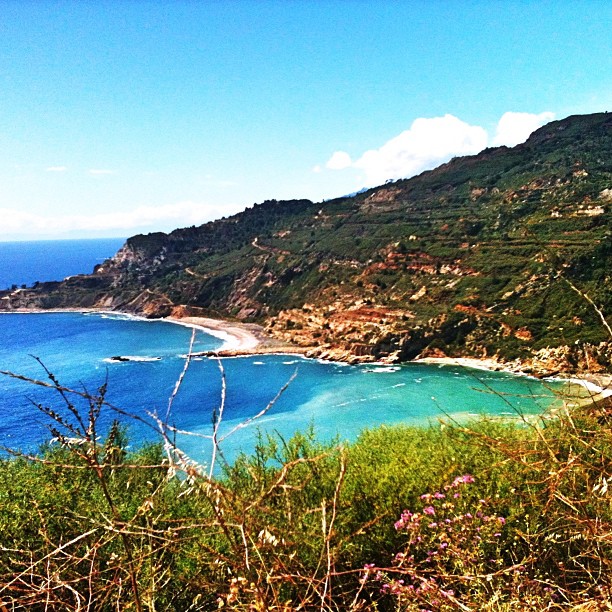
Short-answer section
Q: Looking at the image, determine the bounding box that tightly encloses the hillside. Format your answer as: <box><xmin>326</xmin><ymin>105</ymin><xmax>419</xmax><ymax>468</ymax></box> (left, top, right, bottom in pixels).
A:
<box><xmin>2</xmin><ymin>112</ymin><xmax>611</xmax><ymax>372</ymax></box>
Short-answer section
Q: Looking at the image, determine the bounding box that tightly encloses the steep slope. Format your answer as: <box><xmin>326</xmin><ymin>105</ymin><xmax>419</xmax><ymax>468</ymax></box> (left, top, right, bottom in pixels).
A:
<box><xmin>2</xmin><ymin>112</ymin><xmax>611</xmax><ymax>370</ymax></box>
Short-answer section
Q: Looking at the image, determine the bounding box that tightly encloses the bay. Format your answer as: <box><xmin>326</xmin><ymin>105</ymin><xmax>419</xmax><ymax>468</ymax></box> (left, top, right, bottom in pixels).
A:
<box><xmin>0</xmin><ymin>312</ymin><xmax>566</xmax><ymax>469</ymax></box>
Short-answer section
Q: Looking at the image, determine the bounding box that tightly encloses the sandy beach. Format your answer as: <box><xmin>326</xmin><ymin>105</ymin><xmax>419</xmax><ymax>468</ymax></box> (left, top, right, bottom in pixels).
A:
<box><xmin>415</xmin><ymin>356</ymin><xmax>510</xmax><ymax>373</ymax></box>
<box><xmin>167</xmin><ymin>315</ymin><xmax>262</xmax><ymax>350</ymax></box>
<box><xmin>165</xmin><ymin>315</ymin><xmax>307</xmax><ymax>356</ymax></box>
<box><xmin>1</xmin><ymin>307</ymin><xmax>304</xmax><ymax>356</ymax></box>
<box><xmin>415</xmin><ymin>356</ymin><xmax>612</xmax><ymax>405</ymax></box>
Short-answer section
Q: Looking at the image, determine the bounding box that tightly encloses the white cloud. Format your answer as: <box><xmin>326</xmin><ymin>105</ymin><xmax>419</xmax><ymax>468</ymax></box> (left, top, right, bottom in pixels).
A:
<box><xmin>493</xmin><ymin>111</ymin><xmax>556</xmax><ymax>147</ymax></box>
<box><xmin>322</xmin><ymin>111</ymin><xmax>554</xmax><ymax>187</ymax></box>
<box><xmin>325</xmin><ymin>150</ymin><xmax>352</xmax><ymax>170</ymax></box>
<box><xmin>45</xmin><ymin>166</ymin><xmax>68</xmax><ymax>172</ymax></box>
<box><xmin>353</xmin><ymin>115</ymin><xmax>488</xmax><ymax>185</ymax></box>
<box><xmin>0</xmin><ymin>200</ymin><xmax>245</xmax><ymax>239</ymax></box>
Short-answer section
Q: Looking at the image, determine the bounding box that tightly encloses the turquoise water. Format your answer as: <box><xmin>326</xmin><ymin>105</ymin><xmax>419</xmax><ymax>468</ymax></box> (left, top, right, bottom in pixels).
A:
<box><xmin>0</xmin><ymin>238</ymin><xmax>125</xmax><ymax>289</ymax></box>
<box><xmin>0</xmin><ymin>313</ymin><xmax>564</xmax><ymax>468</ymax></box>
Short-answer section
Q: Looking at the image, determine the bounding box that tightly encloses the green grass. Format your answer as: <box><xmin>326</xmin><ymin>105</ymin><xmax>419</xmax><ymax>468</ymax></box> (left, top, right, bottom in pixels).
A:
<box><xmin>2</xmin><ymin>389</ymin><xmax>612</xmax><ymax>610</ymax></box>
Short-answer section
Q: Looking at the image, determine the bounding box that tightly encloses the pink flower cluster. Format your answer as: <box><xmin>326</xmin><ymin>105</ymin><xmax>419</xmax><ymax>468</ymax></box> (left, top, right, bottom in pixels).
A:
<box><xmin>369</xmin><ymin>474</ymin><xmax>510</xmax><ymax>610</ymax></box>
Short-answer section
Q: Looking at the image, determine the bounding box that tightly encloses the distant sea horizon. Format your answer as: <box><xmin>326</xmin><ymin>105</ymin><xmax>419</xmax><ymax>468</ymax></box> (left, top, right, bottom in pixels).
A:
<box><xmin>0</xmin><ymin>237</ymin><xmax>126</xmax><ymax>290</ymax></box>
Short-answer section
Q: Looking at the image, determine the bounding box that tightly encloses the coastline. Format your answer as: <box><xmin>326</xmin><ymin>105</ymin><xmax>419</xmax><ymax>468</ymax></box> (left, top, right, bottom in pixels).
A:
<box><xmin>173</xmin><ymin>323</ymin><xmax>612</xmax><ymax>404</ymax></box>
<box><xmin>164</xmin><ymin>315</ymin><xmax>306</xmax><ymax>356</ymax></box>
<box><xmin>414</xmin><ymin>356</ymin><xmax>512</xmax><ymax>373</ymax></box>
<box><xmin>3</xmin><ymin>308</ymin><xmax>611</xmax><ymax>402</ymax></box>
<box><xmin>166</xmin><ymin>315</ymin><xmax>262</xmax><ymax>351</ymax></box>
<box><xmin>0</xmin><ymin>307</ymin><xmax>301</xmax><ymax>356</ymax></box>
<box><xmin>415</xmin><ymin>356</ymin><xmax>612</xmax><ymax>406</ymax></box>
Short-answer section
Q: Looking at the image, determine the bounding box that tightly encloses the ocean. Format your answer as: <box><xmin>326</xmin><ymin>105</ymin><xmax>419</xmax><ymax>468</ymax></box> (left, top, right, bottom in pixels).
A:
<box><xmin>0</xmin><ymin>240</ymin><xmax>568</xmax><ymax>468</ymax></box>
<box><xmin>0</xmin><ymin>238</ymin><xmax>126</xmax><ymax>289</ymax></box>
<box><xmin>0</xmin><ymin>312</ymin><xmax>566</xmax><ymax>468</ymax></box>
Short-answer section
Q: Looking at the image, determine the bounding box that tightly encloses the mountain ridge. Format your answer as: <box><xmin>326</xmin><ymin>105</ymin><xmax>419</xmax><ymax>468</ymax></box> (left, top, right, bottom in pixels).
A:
<box><xmin>2</xmin><ymin>112</ymin><xmax>611</xmax><ymax>373</ymax></box>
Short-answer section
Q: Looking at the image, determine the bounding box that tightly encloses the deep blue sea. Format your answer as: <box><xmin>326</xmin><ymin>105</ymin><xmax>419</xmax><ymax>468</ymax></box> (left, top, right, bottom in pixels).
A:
<box><xmin>0</xmin><ymin>238</ymin><xmax>126</xmax><ymax>289</ymax></box>
<box><xmin>0</xmin><ymin>240</ymin><xmax>567</xmax><ymax>469</ymax></box>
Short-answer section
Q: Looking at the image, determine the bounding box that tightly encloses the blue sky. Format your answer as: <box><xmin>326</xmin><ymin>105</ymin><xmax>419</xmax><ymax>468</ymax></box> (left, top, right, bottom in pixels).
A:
<box><xmin>1</xmin><ymin>0</ymin><xmax>610</xmax><ymax>240</ymax></box>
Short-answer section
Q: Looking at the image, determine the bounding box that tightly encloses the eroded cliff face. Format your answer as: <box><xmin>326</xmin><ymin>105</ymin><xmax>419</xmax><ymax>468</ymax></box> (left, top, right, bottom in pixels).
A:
<box><xmin>266</xmin><ymin>299</ymin><xmax>612</xmax><ymax>375</ymax></box>
<box><xmin>102</xmin><ymin>238</ymin><xmax>169</xmax><ymax>276</ymax></box>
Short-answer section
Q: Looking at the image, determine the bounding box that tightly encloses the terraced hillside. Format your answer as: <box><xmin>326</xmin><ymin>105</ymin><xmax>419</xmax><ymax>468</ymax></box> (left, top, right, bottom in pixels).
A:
<box><xmin>2</xmin><ymin>112</ymin><xmax>611</xmax><ymax>370</ymax></box>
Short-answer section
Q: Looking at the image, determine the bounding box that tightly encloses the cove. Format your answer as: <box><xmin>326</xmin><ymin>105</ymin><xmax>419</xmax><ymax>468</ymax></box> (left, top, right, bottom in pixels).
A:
<box><xmin>0</xmin><ymin>312</ymin><xmax>568</xmax><ymax>467</ymax></box>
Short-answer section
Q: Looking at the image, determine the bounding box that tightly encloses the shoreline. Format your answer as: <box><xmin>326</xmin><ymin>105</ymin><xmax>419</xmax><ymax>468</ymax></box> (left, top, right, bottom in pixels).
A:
<box><xmin>3</xmin><ymin>308</ymin><xmax>611</xmax><ymax>401</ymax></box>
<box><xmin>415</xmin><ymin>356</ymin><xmax>612</xmax><ymax>406</ymax></box>
<box><xmin>164</xmin><ymin>315</ymin><xmax>307</xmax><ymax>356</ymax></box>
<box><xmin>166</xmin><ymin>315</ymin><xmax>262</xmax><ymax>351</ymax></box>
<box><xmin>0</xmin><ymin>307</ymin><xmax>307</xmax><ymax>356</ymax></box>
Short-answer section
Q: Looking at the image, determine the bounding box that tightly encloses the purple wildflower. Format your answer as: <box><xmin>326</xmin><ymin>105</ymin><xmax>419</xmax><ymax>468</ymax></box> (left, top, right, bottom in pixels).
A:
<box><xmin>452</xmin><ymin>474</ymin><xmax>475</xmax><ymax>487</ymax></box>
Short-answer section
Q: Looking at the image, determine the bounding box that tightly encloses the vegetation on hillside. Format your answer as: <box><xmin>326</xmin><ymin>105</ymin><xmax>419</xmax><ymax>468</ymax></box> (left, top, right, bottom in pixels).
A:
<box><xmin>1</xmin><ymin>113</ymin><xmax>610</xmax><ymax>367</ymax></box>
<box><xmin>1</xmin><ymin>360</ymin><xmax>612</xmax><ymax>610</ymax></box>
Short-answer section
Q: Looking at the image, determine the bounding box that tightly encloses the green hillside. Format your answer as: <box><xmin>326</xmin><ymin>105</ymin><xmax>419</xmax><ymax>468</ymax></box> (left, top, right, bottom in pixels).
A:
<box><xmin>2</xmin><ymin>112</ymin><xmax>611</xmax><ymax>369</ymax></box>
